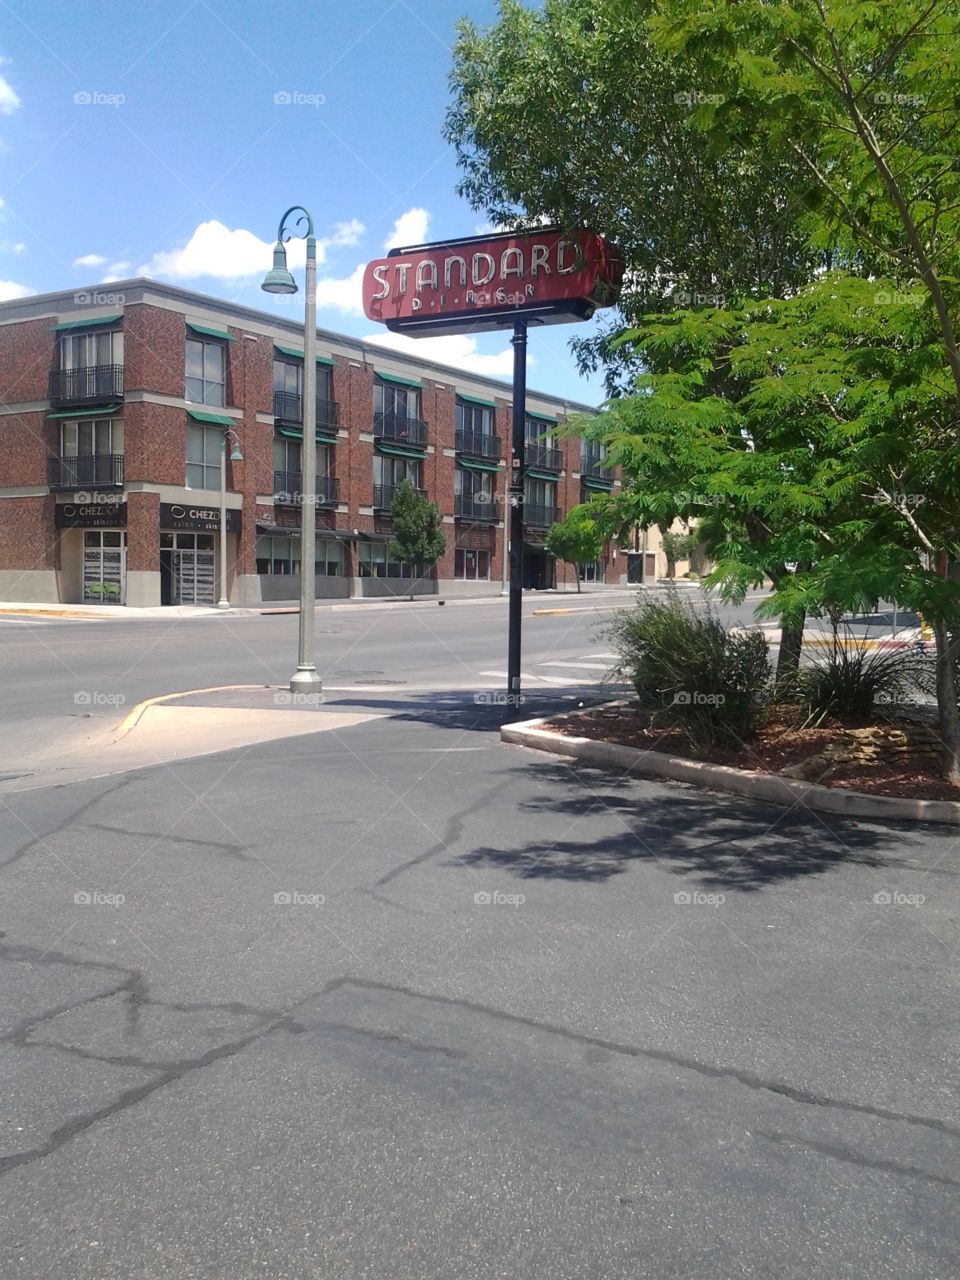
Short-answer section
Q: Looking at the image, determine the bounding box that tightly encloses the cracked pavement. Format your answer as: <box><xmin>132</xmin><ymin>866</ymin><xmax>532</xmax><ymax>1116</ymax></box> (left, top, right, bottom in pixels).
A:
<box><xmin>0</xmin><ymin>603</ymin><xmax>957</xmax><ymax>1277</ymax></box>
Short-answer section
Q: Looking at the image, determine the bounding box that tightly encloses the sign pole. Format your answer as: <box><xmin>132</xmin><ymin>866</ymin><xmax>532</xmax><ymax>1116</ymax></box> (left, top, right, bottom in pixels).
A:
<box><xmin>508</xmin><ymin>318</ymin><xmax>527</xmax><ymax>696</ymax></box>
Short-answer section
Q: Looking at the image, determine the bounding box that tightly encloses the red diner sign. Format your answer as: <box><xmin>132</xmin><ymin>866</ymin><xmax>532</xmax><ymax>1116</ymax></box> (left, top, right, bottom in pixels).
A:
<box><xmin>362</xmin><ymin>227</ymin><xmax>622</xmax><ymax>337</ymax></box>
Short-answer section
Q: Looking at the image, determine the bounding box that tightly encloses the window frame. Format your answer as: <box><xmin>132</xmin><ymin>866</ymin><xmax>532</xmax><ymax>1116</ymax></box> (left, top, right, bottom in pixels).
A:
<box><xmin>185</xmin><ymin>336</ymin><xmax>227</xmax><ymax>407</ymax></box>
<box><xmin>185</xmin><ymin>422</ymin><xmax>223</xmax><ymax>491</ymax></box>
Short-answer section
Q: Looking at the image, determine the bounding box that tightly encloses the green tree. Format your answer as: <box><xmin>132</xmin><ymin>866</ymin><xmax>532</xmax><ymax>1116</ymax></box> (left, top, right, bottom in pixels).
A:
<box><xmin>388</xmin><ymin>480</ymin><xmax>446</xmax><ymax>601</ymax></box>
<box><xmin>545</xmin><ymin>506</ymin><xmax>603</xmax><ymax>592</ymax></box>
<box><xmin>444</xmin><ymin>0</ymin><xmax>826</xmax><ymax>390</ymax></box>
<box><xmin>661</xmin><ymin>529</ymin><xmax>698</xmax><ymax>580</ymax></box>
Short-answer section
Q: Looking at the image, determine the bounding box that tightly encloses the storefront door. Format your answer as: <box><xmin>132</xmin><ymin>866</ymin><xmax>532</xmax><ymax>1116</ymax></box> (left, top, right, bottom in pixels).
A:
<box><xmin>161</xmin><ymin>532</ymin><xmax>216</xmax><ymax>605</ymax></box>
<box><xmin>83</xmin><ymin>530</ymin><xmax>125</xmax><ymax>604</ymax></box>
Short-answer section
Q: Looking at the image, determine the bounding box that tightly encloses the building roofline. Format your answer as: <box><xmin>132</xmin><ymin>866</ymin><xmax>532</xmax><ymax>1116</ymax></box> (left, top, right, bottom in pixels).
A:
<box><xmin>0</xmin><ymin>277</ymin><xmax>598</xmax><ymax>415</ymax></box>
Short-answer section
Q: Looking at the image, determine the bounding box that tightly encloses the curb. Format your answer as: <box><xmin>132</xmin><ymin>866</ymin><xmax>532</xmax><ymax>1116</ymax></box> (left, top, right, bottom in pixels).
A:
<box><xmin>501</xmin><ymin>711</ymin><xmax>960</xmax><ymax>826</ymax></box>
<box><xmin>114</xmin><ymin>684</ymin><xmax>270</xmax><ymax>737</ymax></box>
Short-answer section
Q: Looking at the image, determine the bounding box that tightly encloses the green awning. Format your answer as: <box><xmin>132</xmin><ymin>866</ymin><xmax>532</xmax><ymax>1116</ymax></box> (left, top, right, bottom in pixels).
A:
<box><xmin>186</xmin><ymin>322</ymin><xmax>234</xmax><ymax>341</ymax></box>
<box><xmin>51</xmin><ymin>314</ymin><xmax>121</xmax><ymax>332</ymax></box>
<box><xmin>525</xmin><ymin>468</ymin><xmax>560</xmax><ymax>483</ymax></box>
<box><xmin>187</xmin><ymin>409</ymin><xmax>235</xmax><ymax>426</ymax></box>
<box><xmin>458</xmin><ymin>392</ymin><xmax>497</xmax><ymax>409</ymax></box>
<box><xmin>526</xmin><ymin>410</ymin><xmax>558</xmax><ymax>424</ymax></box>
<box><xmin>582</xmin><ymin>475</ymin><xmax>613</xmax><ymax>490</ymax></box>
<box><xmin>274</xmin><ymin>344</ymin><xmax>335</xmax><ymax>366</ymax></box>
<box><xmin>277</xmin><ymin>425</ymin><xmax>337</xmax><ymax>444</ymax></box>
<box><xmin>46</xmin><ymin>404</ymin><xmax>122</xmax><ymax>419</ymax></box>
<box><xmin>376</xmin><ymin>371</ymin><xmax>422</xmax><ymax>389</ymax></box>
<box><xmin>375</xmin><ymin>442</ymin><xmax>426</xmax><ymax>459</ymax></box>
<box><xmin>457</xmin><ymin>458</ymin><xmax>501</xmax><ymax>475</ymax></box>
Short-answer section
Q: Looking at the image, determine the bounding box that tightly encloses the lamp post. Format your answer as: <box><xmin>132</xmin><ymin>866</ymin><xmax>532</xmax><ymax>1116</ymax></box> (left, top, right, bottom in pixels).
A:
<box><xmin>262</xmin><ymin>206</ymin><xmax>322</xmax><ymax>694</ymax></box>
<box><xmin>217</xmin><ymin>428</ymin><xmax>243</xmax><ymax>610</ymax></box>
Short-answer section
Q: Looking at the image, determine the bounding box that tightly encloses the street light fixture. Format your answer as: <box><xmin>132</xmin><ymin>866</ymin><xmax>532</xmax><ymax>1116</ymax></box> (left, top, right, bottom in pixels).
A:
<box><xmin>261</xmin><ymin>205</ymin><xmax>322</xmax><ymax>694</ymax></box>
<box><xmin>217</xmin><ymin>428</ymin><xmax>243</xmax><ymax>610</ymax></box>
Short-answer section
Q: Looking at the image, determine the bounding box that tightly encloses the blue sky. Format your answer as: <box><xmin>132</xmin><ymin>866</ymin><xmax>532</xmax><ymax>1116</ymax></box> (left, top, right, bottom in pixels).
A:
<box><xmin>0</xmin><ymin>0</ymin><xmax>606</xmax><ymax>406</ymax></box>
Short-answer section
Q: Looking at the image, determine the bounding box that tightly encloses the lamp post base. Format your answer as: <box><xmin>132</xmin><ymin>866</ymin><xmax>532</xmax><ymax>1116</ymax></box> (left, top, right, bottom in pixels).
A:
<box><xmin>216</xmin><ymin>599</ymin><xmax>230</xmax><ymax>610</ymax></box>
<box><xmin>290</xmin><ymin>667</ymin><xmax>323</xmax><ymax>695</ymax></box>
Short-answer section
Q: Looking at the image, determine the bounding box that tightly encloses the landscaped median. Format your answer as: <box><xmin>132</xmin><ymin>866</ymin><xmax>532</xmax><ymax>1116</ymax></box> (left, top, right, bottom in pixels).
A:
<box><xmin>501</xmin><ymin>702</ymin><xmax>960</xmax><ymax>826</ymax></box>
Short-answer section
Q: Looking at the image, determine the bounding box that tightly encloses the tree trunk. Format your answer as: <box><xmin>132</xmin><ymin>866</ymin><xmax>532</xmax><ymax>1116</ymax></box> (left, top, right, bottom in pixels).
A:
<box><xmin>575</xmin><ymin>568</ymin><xmax>581</xmax><ymax>593</ymax></box>
<box><xmin>775</xmin><ymin>611</ymin><xmax>805</xmax><ymax>691</ymax></box>
<box><xmin>932</xmin><ymin>619</ymin><xmax>960</xmax><ymax>784</ymax></box>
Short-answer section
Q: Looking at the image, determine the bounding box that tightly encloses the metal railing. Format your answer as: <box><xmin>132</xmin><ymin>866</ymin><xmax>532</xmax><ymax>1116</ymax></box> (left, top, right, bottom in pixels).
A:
<box><xmin>455</xmin><ymin>428</ymin><xmax>501</xmax><ymax>461</ymax></box>
<box><xmin>49</xmin><ymin>453</ymin><xmax>124</xmax><ymax>489</ymax></box>
<box><xmin>48</xmin><ymin>364</ymin><xmax>123</xmax><ymax>407</ymax></box>
<box><xmin>373</xmin><ymin>482</ymin><xmax>426</xmax><ymax>509</ymax></box>
<box><xmin>273</xmin><ymin>471</ymin><xmax>339</xmax><ymax>504</ymax></box>
<box><xmin>580</xmin><ymin>455</ymin><xmax>612</xmax><ymax>481</ymax></box>
<box><xmin>524</xmin><ymin>441</ymin><xmax>563</xmax><ymax>471</ymax></box>
<box><xmin>455</xmin><ymin>493</ymin><xmax>499</xmax><ymax>521</ymax></box>
<box><xmin>373</xmin><ymin>411</ymin><xmax>428</xmax><ymax>447</ymax></box>
<box><xmin>522</xmin><ymin>502</ymin><xmax>562</xmax><ymax>528</ymax></box>
<box><xmin>272</xmin><ymin>390</ymin><xmax>340</xmax><ymax>433</ymax></box>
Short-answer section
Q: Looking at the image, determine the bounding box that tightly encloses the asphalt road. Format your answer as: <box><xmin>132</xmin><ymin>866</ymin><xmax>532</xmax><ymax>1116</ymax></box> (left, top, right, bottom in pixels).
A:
<box><xmin>0</xmin><ymin>588</ymin><xmax>955</xmax><ymax>1278</ymax></box>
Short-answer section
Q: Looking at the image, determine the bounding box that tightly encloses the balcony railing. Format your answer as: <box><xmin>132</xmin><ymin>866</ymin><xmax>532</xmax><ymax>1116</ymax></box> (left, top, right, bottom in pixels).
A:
<box><xmin>49</xmin><ymin>453</ymin><xmax>124</xmax><ymax>490</ymax></box>
<box><xmin>273</xmin><ymin>390</ymin><xmax>340</xmax><ymax>433</ymax></box>
<box><xmin>273</xmin><ymin>471</ymin><xmax>339</xmax><ymax>505</ymax></box>
<box><xmin>523</xmin><ymin>502</ymin><xmax>562</xmax><ymax>529</ymax></box>
<box><xmin>373</xmin><ymin>482</ymin><xmax>426</xmax><ymax>509</ymax></box>
<box><xmin>455</xmin><ymin>493</ymin><xmax>499</xmax><ymax>522</ymax></box>
<box><xmin>455</xmin><ymin>428</ymin><xmax>501</xmax><ymax>461</ymax></box>
<box><xmin>373</xmin><ymin>411</ymin><xmax>428</xmax><ymax>447</ymax></box>
<box><xmin>48</xmin><ymin>364</ymin><xmax>124</xmax><ymax>408</ymax></box>
<box><xmin>581</xmin><ymin>455</ymin><xmax>613</xmax><ymax>482</ymax></box>
<box><xmin>524</xmin><ymin>441</ymin><xmax>563</xmax><ymax>471</ymax></box>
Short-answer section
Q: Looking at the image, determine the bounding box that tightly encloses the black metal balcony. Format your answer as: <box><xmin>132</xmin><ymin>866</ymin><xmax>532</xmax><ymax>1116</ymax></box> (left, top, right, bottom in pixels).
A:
<box><xmin>373</xmin><ymin>411</ymin><xmax>428</xmax><ymax>447</ymax></box>
<box><xmin>581</xmin><ymin>455</ymin><xmax>613</xmax><ymax>482</ymax></box>
<box><xmin>273</xmin><ymin>390</ymin><xmax>340</xmax><ymax>433</ymax></box>
<box><xmin>455</xmin><ymin>493</ymin><xmax>499</xmax><ymax>522</ymax></box>
<box><xmin>48</xmin><ymin>364</ymin><xmax>124</xmax><ymax>408</ymax></box>
<box><xmin>455</xmin><ymin>428</ymin><xmax>501</xmax><ymax>461</ymax></box>
<box><xmin>524</xmin><ymin>441</ymin><xmax>563</xmax><ymax>471</ymax></box>
<box><xmin>373</xmin><ymin>482</ymin><xmax>426</xmax><ymax>510</ymax></box>
<box><xmin>49</xmin><ymin>453</ymin><xmax>124</xmax><ymax>490</ymax></box>
<box><xmin>273</xmin><ymin>471</ymin><xmax>339</xmax><ymax>505</ymax></box>
<box><xmin>523</xmin><ymin>502</ymin><xmax>562</xmax><ymax>529</ymax></box>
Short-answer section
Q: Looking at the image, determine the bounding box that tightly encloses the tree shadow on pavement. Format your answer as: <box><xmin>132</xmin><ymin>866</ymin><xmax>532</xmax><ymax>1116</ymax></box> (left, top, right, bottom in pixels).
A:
<box><xmin>451</xmin><ymin>758</ymin><xmax>932</xmax><ymax>893</ymax></box>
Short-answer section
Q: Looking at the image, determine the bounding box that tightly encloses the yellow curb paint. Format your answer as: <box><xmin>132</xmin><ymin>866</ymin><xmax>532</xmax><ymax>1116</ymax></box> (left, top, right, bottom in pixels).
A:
<box><xmin>114</xmin><ymin>684</ymin><xmax>269</xmax><ymax>737</ymax></box>
<box><xmin>0</xmin><ymin>607</ymin><xmax>114</xmax><ymax>619</ymax></box>
<box><xmin>532</xmin><ymin>608</ymin><xmax>575</xmax><ymax>616</ymax></box>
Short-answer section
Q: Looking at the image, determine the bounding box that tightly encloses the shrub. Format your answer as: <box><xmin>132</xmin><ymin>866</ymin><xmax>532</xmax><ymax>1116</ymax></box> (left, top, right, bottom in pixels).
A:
<box><xmin>798</xmin><ymin>632</ymin><xmax>930</xmax><ymax>722</ymax></box>
<box><xmin>604</xmin><ymin>590</ymin><xmax>771</xmax><ymax>750</ymax></box>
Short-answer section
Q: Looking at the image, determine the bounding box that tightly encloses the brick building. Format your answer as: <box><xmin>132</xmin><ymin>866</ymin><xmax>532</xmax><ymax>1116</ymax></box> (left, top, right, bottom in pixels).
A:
<box><xmin>0</xmin><ymin>278</ymin><xmax>628</xmax><ymax>608</ymax></box>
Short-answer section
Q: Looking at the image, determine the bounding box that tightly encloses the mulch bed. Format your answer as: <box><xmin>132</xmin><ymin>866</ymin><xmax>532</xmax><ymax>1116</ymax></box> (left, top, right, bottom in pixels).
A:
<box><xmin>542</xmin><ymin>703</ymin><xmax>960</xmax><ymax>803</ymax></box>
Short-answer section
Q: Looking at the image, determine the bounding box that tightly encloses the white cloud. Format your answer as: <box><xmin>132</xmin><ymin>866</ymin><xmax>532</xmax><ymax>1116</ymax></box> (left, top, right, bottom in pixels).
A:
<box><xmin>314</xmin><ymin>263</ymin><xmax>366</xmax><ymax>315</ymax></box>
<box><xmin>0</xmin><ymin>73</ymin><xmax>20</xmax><ymax>116</ymax></box>
<box><xmin>74</xmin><ymin>253</ymin><xmax>106</xmax><ymax>267</ymax></box>
<box><xmin>0</xmin><ymin>279</ymin><xmax>31</xmax><ymax>300</ymax></box>
<box><xmin>331</xmin><ymin>219</ymin><xmax>364</xmax><ymax>247</ymax></box>
<box><xmin>140</xmin><ymin>216</ymin><xmax>368</xmax><ymax>284</ymax></box>
<box><xmin>0</xmin><ymin>239</ymin><xmax>25</xmax><ymax>255</ymax></box>
<box><xmin>384</xmin><ymin>208</ymin><xmax>429</xmax><ymax>251</ymax></box>
<box><xmin>362</xmin><ymin>330</ymin><xmax>531</xmax><ymax>378</ymax></box>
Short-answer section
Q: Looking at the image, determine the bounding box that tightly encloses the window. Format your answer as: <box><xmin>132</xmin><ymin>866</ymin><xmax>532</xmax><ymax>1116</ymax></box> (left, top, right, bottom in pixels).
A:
<box><xmin>255</xmin><ymin>535</ymin><xmax>344</xmax><ymax>576</ymax></box>
<box><xmin>186</xmin><ymin>423</ymin><xmax>222</xmax><ymax>490</ymax></box>
<box><xmin>524</xmin><ymin>416</ymin><xmax>554</xmax><ymax>447</ymax></box>
<box><xmin>375</xmin><ymin>380</ymin><xmax>420</xmax><ymax>420</ymax></box>
<box><xmin>59</xmin><ymin>328</ymin><xmax>122</xmax><ymax>370</ymax></box>
<box><xmin>358</xmin><ymin>544</ymin><xmax>425</xmax><ymax>579</ymax></box>
<box><xmin>273</xmin><ymin>438</ymin><xmax>330</xmax><ymax>480</ymax></box>
<box><xmin>373</xmin><ymin>454</ymin><xmax>420</xmax><ymax>489</ymax></box>
<box><xmin>455</xmin><ymin>549</ymin><xmax>490</xmax><ymax>580</ymax></box>
<box><xmin>580</xmin><ymin>559</ymin><xmax>605</xmax><ymax>583</ymax></box>
<box><xmin>186</xmin><ymin>337</ymin><xmax>226</xmax><ymax>406</ymax></box>
<box><xmin>524</xmin><ymin>478</ymin><xmax>556</xmax><ymax>508</ymax></box>
<box><xmin>61</xmin><ymin>418</ymin><xmax>122</xmax><ymax>457</ymax></box>
<box><xmin>273</xmin><ymin>359</ymin><xmax>332</xmax><ymax>403</ymax></box>
<box><xmin>580</xmin><ymin>442</ymin><xmax>607</xmax><ymax>471</ymax></box>
<box><xmin>455</xmin><ymin>468</ymin><xmax>495</xmax><ymax>505</ymax></box>
<box><xmin>456</xmin><ymin>401</ymin><xmax>493</xmax><ymax>437</ymax></box>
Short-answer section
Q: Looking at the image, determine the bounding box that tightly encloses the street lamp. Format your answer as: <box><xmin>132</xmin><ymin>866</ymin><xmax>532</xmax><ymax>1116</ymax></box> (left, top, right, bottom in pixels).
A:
<box><xmin>217</xmin><ymin>428</ymin><xmax>243</xmax><ymax>610</ymax></box>
<box><xmin>262</xmin><ymin>205</ymin><xmax>322</xmax><ymax>694</ymax></box>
